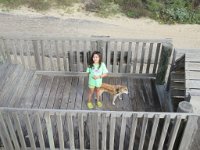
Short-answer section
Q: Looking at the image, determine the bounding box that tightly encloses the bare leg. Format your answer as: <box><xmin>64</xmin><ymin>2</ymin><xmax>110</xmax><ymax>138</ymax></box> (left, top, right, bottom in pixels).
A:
<box><xmin>88</xmin><ymin>88</ymin><xmax>95</xmax><ymax>103</ymax></box>
<box><xmin>96</xmin><ymin>87</ymin><xmax>101</xmax><ymax>101</ymax></box>
<box><xmin>96</xmin><ymin>87</ymin><xmax>103</xmax><ymax>107</ymax></box>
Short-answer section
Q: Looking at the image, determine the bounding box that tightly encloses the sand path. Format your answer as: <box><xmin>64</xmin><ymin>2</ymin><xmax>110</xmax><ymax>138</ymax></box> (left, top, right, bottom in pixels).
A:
<box><xmin>0</xmin><ymin>9</ymin><xmax>200</xmax><ymax>49</ymax></box>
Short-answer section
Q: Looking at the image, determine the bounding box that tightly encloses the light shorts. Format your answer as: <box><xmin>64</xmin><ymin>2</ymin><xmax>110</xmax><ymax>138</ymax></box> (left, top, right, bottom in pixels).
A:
<box><xmin>88</xmin><ymin>84</ymin><xmax>102</xmax><ymax>89</ymax></box>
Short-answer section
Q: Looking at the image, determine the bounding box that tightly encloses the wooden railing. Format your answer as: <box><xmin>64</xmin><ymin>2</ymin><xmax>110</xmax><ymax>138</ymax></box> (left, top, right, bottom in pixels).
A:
<box><xmin>0</xmin><ymin>107</ymin><xmax>198</xmax><ymax>150</ymax></box>
<box><xmin>0</xmin><ymin>37</ymin><xmax>172</xmax><ymax>81</ymax></box>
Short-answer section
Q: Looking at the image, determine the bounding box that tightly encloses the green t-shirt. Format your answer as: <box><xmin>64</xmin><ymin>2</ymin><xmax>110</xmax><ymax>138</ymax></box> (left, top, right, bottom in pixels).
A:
<box><xmin>86</xmin><ymin>62</ymin><xmax>108</xmax><ymax>87</ymax></box>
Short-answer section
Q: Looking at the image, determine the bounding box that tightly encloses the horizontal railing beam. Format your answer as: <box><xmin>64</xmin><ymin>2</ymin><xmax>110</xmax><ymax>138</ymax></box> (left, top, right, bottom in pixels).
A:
<box><xmin>35</xmin><ymin>71</ymin><xmax>156</xmax><ymax>78</ymax></box>
<box><xmin>0</xmin><ymin>36</ymin><xmax>172</xmax><ymax>43</ymax></box>
<box><xmin>0</xmin><ymin>107</ymin><xmax>198</xmax><ymax>119</ymax></box>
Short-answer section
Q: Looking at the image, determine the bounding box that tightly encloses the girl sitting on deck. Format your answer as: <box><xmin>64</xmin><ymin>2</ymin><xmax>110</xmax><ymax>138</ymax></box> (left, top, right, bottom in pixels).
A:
<box><xmin>86</xmin><ymin>51</ymin><xmax>108</xmax><ymax>109</ymax></box>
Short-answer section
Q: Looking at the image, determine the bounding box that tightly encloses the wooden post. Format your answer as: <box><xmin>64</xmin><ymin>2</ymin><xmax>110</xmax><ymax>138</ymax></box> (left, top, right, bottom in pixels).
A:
<box><xmin>177</xmin><ymin>101</ymin><xmax>193</xmax><ymax>113</ymax></box>
<box><xmin>32</xmin><ymin>40</ymin><xmax>41</xmax><ymax>70</ymax></box>
<box><xmin>91</xmin><ymin>35</ymin><xmax>110</xmax><ymax>64</ymax></box>
<box><xmin>89</xmin><ymin>112</ymin><xmax>99</xmax><ymax>150</ymax></box>
<box><xmin>156</xmin><ymin>42</ymin><xmax>173</xmax><ymax>84</ymax></box>
<box><xmin>178</xmin><ymin>115</ymin><xmax>198</xmax><ymax>150</ymax></box>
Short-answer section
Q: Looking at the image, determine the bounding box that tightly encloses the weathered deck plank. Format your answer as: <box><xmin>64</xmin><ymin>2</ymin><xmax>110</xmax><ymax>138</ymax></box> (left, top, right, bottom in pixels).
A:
<box><xmin>53</xmin><ymin>77</ymin><xmax>66</xmax><ymax>109</ymax></box>
<box><xmin>32</xmin><ymin>75</ymin><xmax>48</xmax><ymax>108</ymax></box>
<box><xmin>75</xmin><ymin>77</ymin><xmax>85</xmax><ymax>110</ymax></box>
<box><xmin>67</xmin><ymin>77</ymin><xmax>79</xmax><ymax>109</ymax></box>
<box><xmin>0</xmin><ymin>65</ymin><xmax>24</xmax><ymax>106</ymax></box>
<box><xmin>60</xmin><ymin>77</ymin><xmax>73</xmax><ymax>109</ymax></box>
<box><xmin>46</xmin><ymin>77</ymin><xmax>60</xmax><ymax>109</ymax></box>
<box><xmin>38</xmin><ymin>76</ymin><xmax>54</xmax><ymax>109</ymax></box>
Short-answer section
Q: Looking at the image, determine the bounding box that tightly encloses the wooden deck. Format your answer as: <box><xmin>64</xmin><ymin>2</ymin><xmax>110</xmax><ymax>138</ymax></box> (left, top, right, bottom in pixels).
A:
<box><xmin>0</xmin><ymin>63</ymin><xmax>161</xmax><ymax>112</ymax></box>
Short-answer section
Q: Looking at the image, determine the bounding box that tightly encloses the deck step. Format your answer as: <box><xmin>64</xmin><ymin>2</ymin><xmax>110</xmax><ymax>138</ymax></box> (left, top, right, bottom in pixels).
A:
<box><xmin>170</xmin><ymin>79</ymin><xmax>185</xmax><ymax>83</ymax></box>
<box><xmin>172</xmin><ymin>96</ymin><xmax>185</xmax><ymax>99</ymax></box>
<box><xmin>171</xmin><ymin>89</ymin><xmax>185</xmax><ymax>97</ymax></box>
<box><xmin>171</xmin><ymin>87</ymin><xmax>186</xmax><ymax>91</ymax></box>
<box><xmin>171</xmin><ymin>85</ymin><xmax>185</xmax><ymax>89</ymax></box>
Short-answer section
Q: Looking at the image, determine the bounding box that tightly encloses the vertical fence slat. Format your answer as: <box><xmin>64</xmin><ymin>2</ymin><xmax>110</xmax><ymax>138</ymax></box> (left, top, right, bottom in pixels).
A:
<box><xmin>139</xmin><ymin>43</ymin><xmax>146</xmax><ymax>73</ymax></box>
<box><xmin>45</xmin><ymin>112</ymin><xmax>55</xmax><ymax>150</ymax></box>
<box><xmin>106</xmin><ymin>41</ymin><xmax>111</xmax><ymax>72</ymax></box>
<box><xmin>76</xmin><ymin>40</ymin><xmax>81</xmax><ymax>71</ymax></box>
<box><xmin>19</xmin><ymin>40</ymin><xmax>25</xmax><ymax>67</ymax></box>
<box><xmin>56</xmin><ymin>113</ymin><xmax>65</xmax><ymax>150</ymax></box>
<box><xmin>119</xmin><ymin>114</ymin><xmax>127</xmax><ymax>150</ymax></box>
<box><xmin>35</xmin><ymin>113</ymin><xmax>45</xmax><ymax>149</ymax></box>
<box><xmin>158</xmin><ymin>115</ymin><xmax>171</xmax><ymax>150</ymax></box>
<box><xmin>128</xmin><ymin>114</ymin><xmax>138</xmax><ymax>150</ymax></box>
<box><xmin>12</xmin><ymin>113</ymin><xmax>27</xmax><ymax>149</ymax></box>
<box><xmin>24</xmin><ymin>112</ymin><xmax>36</xmax><ymax>150</ymax></box>
<box><xmin>120</xmin><ymin>42</ymin><xmax>125</xmax><ymax>73</ymax></box>
<box><xmin>0</xmin><ymin>39</ymin><xmax>6</xmax><ymax>62</ymax></box>
<box><xmin>102</xmin><ymin>113</ymin><xmax>107</xmax><ymax>150</ymax></box>
<box><xmin>113</xmin><ymin>41</ymin><xmax>118</xmax><ymax>73</ymax></box>
<box><xmin>55</xmin><ymin>40</ymin><xmax>61</xmax><ymax>71</ymax></box>
<box><xmin>25</xmin><ymin>40</ymin><xmax>32</xmax><ymax>69</ymax></box>
<box><xmin>109</xmin><ymin>113</ymin><xmax>116</xmax><ymax>150</ymax></box>
<box><xmin>32</xmin><ymin>40</ymin><xmax>41</xmax><ymax>70</ymax></box>
<box><xmin>146</xmin><ymin>43</ymin><xmax>153</xmax><ymax>73</ymax></box>
<box><xmin>138</xmin><ymin>114</ymin><xmax>148</xmax><ymax>150</ymax></box>
<box><xmin>132</xmin><ymin>42</ymin><xmax>139</xmax><ymax>73</ymax></box>
<box><xmin>0</xmin><ymin>124</ymin><xmax>10</xmax><ymax>150</ymax></box>
<box><xmin>167</xmin><ymin>115</ymin><xmax>182</xmax><ymax>150</ymax></box>
<box><xmin>47</xmin><ymin>40</ymin><xmax>54</xmax><ymax>71</ymax></box>
<box><xmin>147</xmin><ymin>114</ymin><xmax>160</xmax><ymax>150</ymax></box>
<box><xmin>0</xmin><ymin>112</ymin><xmax>14</xmax><ymax>150</ymax></box>
<box><xmin>156</xmin><ymin>43</ymin><xmax>173</xmax><ymax>84</ymax></box>
<box><xmin>67</xmin><ymin>113</ymin><xmax>75</xmax><ymax>149</ymax></box>
<box><xmin>178</xmin><ymin>116</ymin><xmax>198</xmax><ymax>150</ymax></box>
<box><xmin>153</xmin><ymin>43</ymin><xmax>161</xmax><ymax>73</ymax></box>
<box><xmin>3</xmin><ymin>39</ymin><xmax>12</xmax><ymax>63</ymax></box>
<box><xmin>11</xmin><ymin>39</ymin><xmax>18</xmax><ymax>63</ymax></box>
<box><xmin>69</xmin><ymin>40</ymin><xmax>74</xmax><ymax>72</ymax></box>
<box><xmin>83</xmin><ymin>40</ymin><xmax>87</xmax><ymax>70</ymax></box>
<box><xmin>40</xmin><ymin>40</ymin><xmax>45</xmax><ymax>70</ymax></box>
<box><xmin>90</xmin><ymin>40</ymin><xmax>96</xmax><ymax>52</ymax></box>
<box><xmin>62</xmin><ymin>40</ymin><xmax>67</xmax><ymax>71</ymax></box>
<box><xmin>4</xmin><ymin>113</ymin><xmax>20</xmax><ymax>150</ymax></box>
<box><xmin>126</xmin><ymin>42</ymin><xmax>132</xmax><ymax>73</ymax></box>
<box><xmin>101</xmin><ymin>41</ymin><xmax>106</xmax><ymax>63</ymax></box>
<box><xmin>78</xmin><ymin>113</ymin><xmax>84</xmax><ymax>150</ymax></box>
<box><xmin>89</xmin><ymin>113</ymin><xmax>99</xmax><ymax>150</ymax></box>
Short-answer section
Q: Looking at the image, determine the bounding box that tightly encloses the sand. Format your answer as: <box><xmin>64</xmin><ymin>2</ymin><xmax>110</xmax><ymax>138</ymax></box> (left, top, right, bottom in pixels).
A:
<box><xmin>0</xmin><ymin>5</ymin><xmax>200</xmax><ymax>49</ymax></box>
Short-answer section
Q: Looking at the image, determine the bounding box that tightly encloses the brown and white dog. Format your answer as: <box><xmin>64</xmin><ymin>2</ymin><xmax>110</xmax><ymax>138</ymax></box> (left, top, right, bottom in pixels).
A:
<box><xmin>98</xmin><ymin>83</ymin><xmax>128</xmax><ymax>105</ymax></box>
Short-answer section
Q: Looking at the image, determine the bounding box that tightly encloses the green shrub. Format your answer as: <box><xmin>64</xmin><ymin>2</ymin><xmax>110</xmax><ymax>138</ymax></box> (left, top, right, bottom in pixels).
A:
<box><xmin>0</xmin><ymin>0</ymin><xmax>200</xmax><ymax>24</ymax></box>
<box><xmin>56</xmin><ymin>0</ymin><xmax>80</xmax><ymax>8</ymax></box>
<box><xmin>97</xmin><ymin>2</ymin><xmax>120</xmax><ymax>17</ymax></box>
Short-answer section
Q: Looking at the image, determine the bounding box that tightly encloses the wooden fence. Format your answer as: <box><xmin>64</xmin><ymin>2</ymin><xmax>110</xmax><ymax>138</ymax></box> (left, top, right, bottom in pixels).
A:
<box><xmin>0</xmin><ymin>107</ymin><xmax>198</xmax><ymax>150</ymax></box>
<box><xmin>0</xmin><ymin>37</ymin><xmax>173</xmax><ymax>83</ymax></box>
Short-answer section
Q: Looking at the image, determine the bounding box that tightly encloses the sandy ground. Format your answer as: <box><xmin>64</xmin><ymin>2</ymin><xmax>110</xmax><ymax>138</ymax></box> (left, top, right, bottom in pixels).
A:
<box><xmin>0</xmin><ymin>6</ymin><xmax>200</xmax><ymax>49</ymax></box>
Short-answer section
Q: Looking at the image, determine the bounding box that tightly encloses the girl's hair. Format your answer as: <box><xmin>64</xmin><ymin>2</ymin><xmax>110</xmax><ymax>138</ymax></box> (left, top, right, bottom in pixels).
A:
<box><xmin>89</xmin><ymin>51</ymin><xmax>102</xmax><ymax>69</ymax></box>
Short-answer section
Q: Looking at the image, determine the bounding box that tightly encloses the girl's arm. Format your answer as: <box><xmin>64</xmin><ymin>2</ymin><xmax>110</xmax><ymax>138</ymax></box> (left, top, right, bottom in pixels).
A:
<box><xmin>100</xmin><ymin>73</ymin><xmax>107</xmax><ymax>78</ymax></box>
<box><xmin>93</xmin><ymin>74</ymin><xmax>107</xmax><ymax>79</ymax></box>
